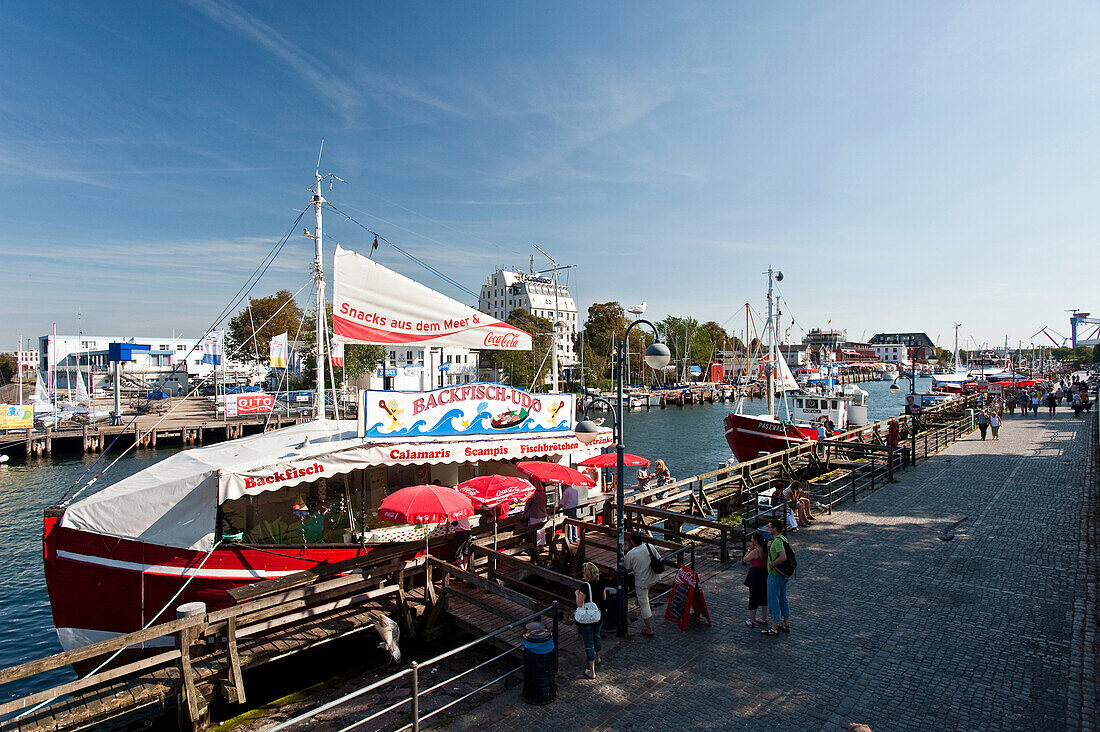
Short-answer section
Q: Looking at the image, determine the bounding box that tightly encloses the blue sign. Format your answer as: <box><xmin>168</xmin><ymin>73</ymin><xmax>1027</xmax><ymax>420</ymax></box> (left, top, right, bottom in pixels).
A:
<box><xmin>377</xmin><ymin>368</ymin><xmax>398</xmax><ymax>377</ymax></box>
<box><xmin>438</xmin><ymin>362</ymin><xmax>450</xmax><ymax>372</ymax></box>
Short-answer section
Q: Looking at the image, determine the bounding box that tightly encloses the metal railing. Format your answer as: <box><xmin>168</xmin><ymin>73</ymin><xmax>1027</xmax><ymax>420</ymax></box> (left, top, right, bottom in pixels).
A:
<box><xmin>271</xmin><ymin>602</ymin><xmax>560</xmax><ymax>732</ymax></box>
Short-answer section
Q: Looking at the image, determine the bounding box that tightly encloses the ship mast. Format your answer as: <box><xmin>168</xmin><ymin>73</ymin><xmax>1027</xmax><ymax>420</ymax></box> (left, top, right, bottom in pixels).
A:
<box><xmin>311</xmin><ymin>170</ymin><xmax>326</xmax><ymax>420</ymax></box>
<box><xmin>766</xmin><ymin>267</ymin><xmax>775</xmax><ymax>417</ymax></box>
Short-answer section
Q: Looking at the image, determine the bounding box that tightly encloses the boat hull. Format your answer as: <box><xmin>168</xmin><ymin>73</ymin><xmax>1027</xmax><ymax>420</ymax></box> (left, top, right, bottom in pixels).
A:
<box><xmin>723</xmin><ymin>413</ymin><xmax>819</xmax><ymax>462</ymax></box>
<box><xmin>43</xmin><ymin>512</ymin><xmax>412</xmax><ymax>651</ymax></box>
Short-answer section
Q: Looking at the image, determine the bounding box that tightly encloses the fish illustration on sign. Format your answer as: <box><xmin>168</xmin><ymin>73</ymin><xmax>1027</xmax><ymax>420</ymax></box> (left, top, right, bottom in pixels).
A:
<box><xmin>379</xmin><ymin>399</ymin><xmax>404</xmax><ymax>430</ymax></box>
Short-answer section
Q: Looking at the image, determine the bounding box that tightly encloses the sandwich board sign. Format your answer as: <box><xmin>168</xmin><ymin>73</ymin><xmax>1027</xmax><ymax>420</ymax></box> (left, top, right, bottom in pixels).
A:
<box><xmin>664</xmin><ymin>564</ymin><xmax>711</xmax><ymax>631</ymax></box>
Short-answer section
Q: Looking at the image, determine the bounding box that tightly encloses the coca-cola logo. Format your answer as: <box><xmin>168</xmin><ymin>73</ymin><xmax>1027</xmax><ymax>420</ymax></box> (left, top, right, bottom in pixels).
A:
<box><xmin>483</xmin><ymin>332</ymin><xmax>521</xmax><ymax>348</ymax></box>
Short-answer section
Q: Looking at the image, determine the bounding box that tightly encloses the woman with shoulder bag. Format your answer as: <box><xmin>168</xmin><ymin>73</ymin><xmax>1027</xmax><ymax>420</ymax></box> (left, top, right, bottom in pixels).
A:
<box><xmin>575</xmin><ymin>562</ymin><xmax>607</xmax><ymax>679</ymax></box>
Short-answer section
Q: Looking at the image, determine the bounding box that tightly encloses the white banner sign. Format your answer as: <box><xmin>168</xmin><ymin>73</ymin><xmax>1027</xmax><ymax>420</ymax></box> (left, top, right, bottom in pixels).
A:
<box><xmin>226</xmin><ymin>393</ymin><xmax>275</xmax><ymax>418</ymax></box>
<box><xmin>332</xmin><ymin>245</ymin><xmax>532</xmax><ymax>351</ymax></box>
<box><xmin>359</xmin><ymin>383</ymin><xmax>575</xmax><ymax>439</ymax></box>
<box><xmin>222</xmin><ymin>429</ymin><xmax>614</xmax><ymax>501</ymax></box>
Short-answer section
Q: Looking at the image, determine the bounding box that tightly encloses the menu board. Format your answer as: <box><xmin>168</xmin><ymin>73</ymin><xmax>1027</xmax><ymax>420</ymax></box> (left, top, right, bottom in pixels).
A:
<box><xmin>664</xmin><ymin>564</ymin><xmax>711</xmax><ymax>631</ymax></box>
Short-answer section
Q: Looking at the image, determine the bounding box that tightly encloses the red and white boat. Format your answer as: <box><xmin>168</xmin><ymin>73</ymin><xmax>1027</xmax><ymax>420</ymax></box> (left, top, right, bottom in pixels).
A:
<box><xmin>723</xmin><ymin>268</ymin><xmax>869</xmax><ymax>462</ymax></box>
<box><xmin>43</xmin><ymin>171</ymin><xmax>611</xmax><ymax>652</ymax></box>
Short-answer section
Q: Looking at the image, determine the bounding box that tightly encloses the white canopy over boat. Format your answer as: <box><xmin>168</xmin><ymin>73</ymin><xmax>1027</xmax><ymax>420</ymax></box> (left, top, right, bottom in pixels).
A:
<box><xmin>61</xmin><ymin>419</ymin><xmax>611</xmax><ymax>552</ymax></box>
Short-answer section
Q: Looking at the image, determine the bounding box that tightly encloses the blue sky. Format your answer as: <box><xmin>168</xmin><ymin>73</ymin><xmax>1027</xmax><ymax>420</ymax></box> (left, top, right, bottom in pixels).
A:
<box><xmin>1</xmin><ymin>1</ymin><xmax>1098</xmax><ymax>353</ymax></box>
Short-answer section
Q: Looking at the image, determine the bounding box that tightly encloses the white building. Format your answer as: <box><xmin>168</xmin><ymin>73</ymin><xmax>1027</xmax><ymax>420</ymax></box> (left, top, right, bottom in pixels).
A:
<box><xmin>479</xmin><ymin>268</ymin><xmax>578</xmax><ymax>366</ymax></box>
<box><xmin>871</xmin><ymin>344</ymin><xmax>910</xmax><ymax>365</ymax></box>
<box><xmin>36</xmin><ymin>334</ymin><xmax>260</xmax><ymax>395</ymax></box>
<box><xmin>366</xmin><ymin>346</ymin><xmax>480</xmax><ymax>391</ymax></box>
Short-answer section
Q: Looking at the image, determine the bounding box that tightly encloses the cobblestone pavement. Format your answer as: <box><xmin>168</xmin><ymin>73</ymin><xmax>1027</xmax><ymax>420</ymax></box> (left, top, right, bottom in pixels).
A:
<box><xmin>435</xmin><ymin>412</ymin><xmax>1096</xmax><ymax>732</ymax></box>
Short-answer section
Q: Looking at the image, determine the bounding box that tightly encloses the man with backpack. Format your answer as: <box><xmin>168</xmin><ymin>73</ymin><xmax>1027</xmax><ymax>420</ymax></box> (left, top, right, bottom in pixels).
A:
<box><xmin>762</xmin><ymin>518</ymin><xmax>795</xmax><ymax>636</ymax></box>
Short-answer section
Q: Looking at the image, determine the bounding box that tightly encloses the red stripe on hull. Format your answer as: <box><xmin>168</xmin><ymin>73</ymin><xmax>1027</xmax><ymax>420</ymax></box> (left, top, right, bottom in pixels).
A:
<box><xmin>43</xmin><ymin>523</ymin><xmax>379</xmax><ymax>644</ymax></box>
<box><xmin>723</xmin><ymin>413</ymin><xmax>819</xmax><ymax>462</ymax></box>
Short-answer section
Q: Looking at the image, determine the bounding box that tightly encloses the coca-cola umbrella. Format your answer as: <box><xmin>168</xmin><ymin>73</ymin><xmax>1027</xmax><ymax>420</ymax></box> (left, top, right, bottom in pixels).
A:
<box><xmin>455</xmin><ymin>475</ymin><xmax>537</xmax><ymax>507</ymax></box>
<box><xmin>378</xmin><ymin>484</ymin><xmax>475</xmax><ymax>556</ymax></box>
<box><xmin>516</xmin><ymin>461</ymin><xmax>597</xmax><ymax>487</ymax></box>
<box><xmin>455</xmin><ymin>474</ymin><xmax>536</xmax><ymax>550</ymax></box>
<box><xmin>577</xmin><ymin>453</ymin><xmax>650</xmax><ymax>469</ymax></box>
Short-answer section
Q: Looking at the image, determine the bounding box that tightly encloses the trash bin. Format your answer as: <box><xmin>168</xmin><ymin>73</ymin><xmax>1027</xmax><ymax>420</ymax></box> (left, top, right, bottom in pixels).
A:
<box><xmin>522</xmin><ymin>627</ymin><xmax>556</xmax><ymax>705</ymax></box>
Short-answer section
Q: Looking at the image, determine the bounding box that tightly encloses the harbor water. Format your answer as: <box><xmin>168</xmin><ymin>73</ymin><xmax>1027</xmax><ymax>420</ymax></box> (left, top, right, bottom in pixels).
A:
<box><xmin>0</xmin><ymin>378</ymin><xmax>930</xmax><ymax>701</ymax></box>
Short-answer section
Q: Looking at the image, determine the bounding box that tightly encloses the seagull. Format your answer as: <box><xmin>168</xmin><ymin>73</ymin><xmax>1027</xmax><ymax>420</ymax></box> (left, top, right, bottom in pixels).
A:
<box><xmin>628</xmin><ymin>302</ymin><xmax>647</xmax><ymax>316</ymax></box>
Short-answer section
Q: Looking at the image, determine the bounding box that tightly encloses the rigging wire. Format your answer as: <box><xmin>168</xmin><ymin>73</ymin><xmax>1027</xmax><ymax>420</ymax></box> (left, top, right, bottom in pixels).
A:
<box><xmin>61</xmin><ymin>278</ymin><xmax>314</xmax><ymax>506</ymax></box>
<box><xmin>56</xmin><ymin>207</ymin><xmax>309</xmax><ymax>503</ymax></box>
<box><xmin>58</xmin><ymin>205</ymin><xmax>312</xmax><ymax>501</ymax></box>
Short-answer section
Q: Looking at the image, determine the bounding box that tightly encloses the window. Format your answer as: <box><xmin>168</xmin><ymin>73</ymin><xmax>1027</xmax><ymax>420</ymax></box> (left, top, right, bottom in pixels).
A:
<box><xmin>406</xmin><ymin>351</ymin><xmax>413</xmax><ymax>362</ymax></box>
<box><xmin>805</xmin><ymin>399</ymin><xmax>818</xmax><ymax>409</ymax></box>
<box><xmin>177</xmin><ymin>345</ymin><xmax>187</xmax><ymax>351</ymax></box>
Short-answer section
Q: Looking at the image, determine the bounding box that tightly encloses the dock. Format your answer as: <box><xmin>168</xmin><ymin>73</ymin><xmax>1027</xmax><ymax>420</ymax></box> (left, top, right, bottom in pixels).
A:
<box><xmin>0</xmin><ymin>396</ymin><xmax>314</xmax><ymax>460</ymax></box>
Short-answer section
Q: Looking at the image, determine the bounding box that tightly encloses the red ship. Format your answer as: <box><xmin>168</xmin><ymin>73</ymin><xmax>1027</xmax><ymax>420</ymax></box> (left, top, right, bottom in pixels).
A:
<box><xmin>723</xmin><ymin>412</ymin><xmax>819</xmax><ymax>462</ymax></box>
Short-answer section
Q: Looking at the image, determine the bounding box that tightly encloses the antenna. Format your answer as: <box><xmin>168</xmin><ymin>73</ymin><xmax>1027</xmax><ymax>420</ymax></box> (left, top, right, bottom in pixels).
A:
<box><xmin>316</xmin><ymin>139</ymin><xmax>325</xmax><ymax>173</ymax></box>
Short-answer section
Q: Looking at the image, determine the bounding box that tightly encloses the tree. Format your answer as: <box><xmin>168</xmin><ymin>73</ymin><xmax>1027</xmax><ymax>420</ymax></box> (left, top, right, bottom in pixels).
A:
<box><xmin>227</xmin><ymin>290</ymin><xmax>304</xmax><ymax>362</ymax></box>
<box><xmin>656</xmin><ymin>316</ymin><xmax>714</xmax><ymax>381</ymax></box>
<box><xmin>934</xmin><ymin>347</ymin><xmax>954</xmax><ymax>365</ymax></box>
<box><xmin>0</xmin><ymin>353</ymin><xmax>16</xmax><ymax>385</ymax></box>
<box><xmin>1093</xmin><ymin>344</ymin><xmax>1100</xmax><ymax>363</ymax></box>
<box><xmin>343</xmin><ymin>344</ymin><xmax>385</xmax><ymax>379</ymax></box>
<box><xmin>582</xmin><ymin>302</ymin><xmax>628</xmax><ymax>381</ymax></box>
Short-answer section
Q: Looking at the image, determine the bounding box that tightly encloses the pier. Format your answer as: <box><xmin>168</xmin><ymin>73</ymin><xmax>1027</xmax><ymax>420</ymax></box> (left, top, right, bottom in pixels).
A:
<box><xmin>0</xmin><ymin>397</ymin><xmax>313</xmax><ymax>460</ymax></box>
<box><xmin>1</xmin><ymin>397</ymin><xmax>1095</xmax><ymax>731</ymax></box>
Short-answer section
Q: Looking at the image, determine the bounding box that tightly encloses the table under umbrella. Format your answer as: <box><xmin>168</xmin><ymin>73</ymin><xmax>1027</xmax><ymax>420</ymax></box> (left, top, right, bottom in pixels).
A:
<box><xmin>378</xmin><ymin>484</ymin><xmax>475</xmax><ymax>556</ymax></box>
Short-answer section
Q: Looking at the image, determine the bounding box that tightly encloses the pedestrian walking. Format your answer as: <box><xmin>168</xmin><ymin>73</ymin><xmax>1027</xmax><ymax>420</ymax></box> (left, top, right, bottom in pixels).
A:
<box><xmin>1031</xmin><ymin>392</ymin><xmax>1040</xmax><ymax>415</ymax></box>
<box><xmin>989</xmin><ymin>412</ymin><xmax>1001</xmax><ymax>440</ymax></box>
<box><xmin>742</xmin><ymin>531</ymin><xmax>769</xmax><ymax>628</ymax></box>
<box><xmin>976</xmin><ymin>409</ymin><xmax>989</xmax><ymax>440</ymax></box>
<box><xmin>574</xmin><ymin>562</ymin><xmax>607</xmax><ymax>679</ymax></box>
<box><xmin>624</xmin><ymin>531</ymin><xmax>662</xmax><ymax>637</ymax></box>
<box><xmin>761</xmin><ymin>518</ymin><xmax>793</xmax><ymax>636</ymax></box>
<box><xmin>1046</xmin><ymin>392</ymin><xmax>1057</xmax><ymax>414</ymax></box>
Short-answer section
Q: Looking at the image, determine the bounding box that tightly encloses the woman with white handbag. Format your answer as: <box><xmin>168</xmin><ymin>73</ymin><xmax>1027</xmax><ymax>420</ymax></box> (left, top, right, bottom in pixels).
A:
<box><xmin>575</xmin><ymin>562</ymin><xmax>608</xmax><ymax>679</ymax></box>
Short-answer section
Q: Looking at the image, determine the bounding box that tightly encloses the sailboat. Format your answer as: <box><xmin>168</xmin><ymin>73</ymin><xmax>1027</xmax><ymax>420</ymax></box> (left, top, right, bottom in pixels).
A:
<box><xmin>42</xmin><ymin>167</ymin><xmax>612</xmax><ymax>652</ymax></box>
<box><xmin>723</xmin><ymin>268</ymin><xmax>867</xmax><ymax>462</ymax></box>
<box><xmin>72</xmin><ymin>370</ymin><xmax>110</xmax><ymax>424</ymax></box>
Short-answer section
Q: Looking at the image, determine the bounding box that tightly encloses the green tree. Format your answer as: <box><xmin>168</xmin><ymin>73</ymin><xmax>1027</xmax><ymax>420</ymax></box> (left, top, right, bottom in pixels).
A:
<box><xmin>656</xmin><ymin>316</ymin><xmax>714</xmax><ymax>381</ymax></box>
<box><xmin>227</xmin><ymin>290</ymin><xmax>304</xmax><ymax>362</ymax></box>
<box><xmin>0</xmin><ymin>353</ymin><xmax>17</xmax><ymax>385</ymax></box>
<box><xmin>582</xmin><ymin>302</ymin><xmax>628</xmax><ymax>381</ymax></box>
<box><xmin>343</xmin><ymin>344</ymin><xmax>385</xmax><ymax>379</ymax></box>
<box><xmin>934</xmin><ymin>347</ymin><xmax>953</xmax><ymax>364</ymax></box>
<box><xmin>1092</xmin><ymin>344</ymin><xmax>1100</xmax><ymax>363</ymax></box>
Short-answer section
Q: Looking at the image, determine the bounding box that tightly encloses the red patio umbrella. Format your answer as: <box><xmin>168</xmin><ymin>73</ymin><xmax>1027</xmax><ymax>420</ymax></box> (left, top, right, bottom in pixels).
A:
<box><xmin>516</xmin><ymin>461</ymin><xmax>597</xmax><ymax>487</ymax></box>
<box><xmin>577</xmin><ymin>452</ymin><xmax>650</xmax><ymax>469</ymax></box>
<box><xmin>455</xmin><ymin>475</ymin><xmax>537</xmax><ymax>550</ymax></box>
<box><xmin>378</xmin><ymin>484</ymin><xmax>475</xmax><ymax>555</ymax></box>
<box><xmin>455</xmin><ymin>475</ymin><xmax>536</xmax><ymax>508</ymax></box>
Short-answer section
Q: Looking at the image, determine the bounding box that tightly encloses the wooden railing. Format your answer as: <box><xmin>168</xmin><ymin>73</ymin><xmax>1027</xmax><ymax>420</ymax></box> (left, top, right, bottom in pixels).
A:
<box><xmin>0</xmin><ymin>553</ymin><xmax>421</xmax><ymax>731</ymax></box>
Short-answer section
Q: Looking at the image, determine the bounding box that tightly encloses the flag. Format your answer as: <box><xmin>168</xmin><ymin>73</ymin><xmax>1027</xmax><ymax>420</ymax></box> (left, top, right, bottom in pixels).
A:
<box><xmin>331</xmin><ymin>342</ymin><xmax>345</xmax><ymax>368</ymax></box>
<box><xmin>201</xmin><ymin>330</ymin><xmax>224</xmax><ymax>366</ymax></box>
<box><xmin>269</xmin><ymin>333</ymin><xmax>288</xmax><ymax>368</ymax></box>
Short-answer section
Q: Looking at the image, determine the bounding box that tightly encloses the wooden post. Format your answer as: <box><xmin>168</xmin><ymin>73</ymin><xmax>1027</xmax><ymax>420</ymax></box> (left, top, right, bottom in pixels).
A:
<box><xmin>224</xmin><ymin>616</ymin><xmax>246</xmax><ymax>704</ymax></box>
<box><xmin>175</xmin><ymin>602</ymin><xmax>208</xmax><ymax>730</ymax></box>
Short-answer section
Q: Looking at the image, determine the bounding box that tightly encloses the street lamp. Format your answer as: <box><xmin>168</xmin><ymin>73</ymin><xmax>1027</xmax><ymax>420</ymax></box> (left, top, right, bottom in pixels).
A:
<box><xmin>575</xmin><ymin>320</ymin><xmax>670</xmax><ymax>637</ymax></box>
